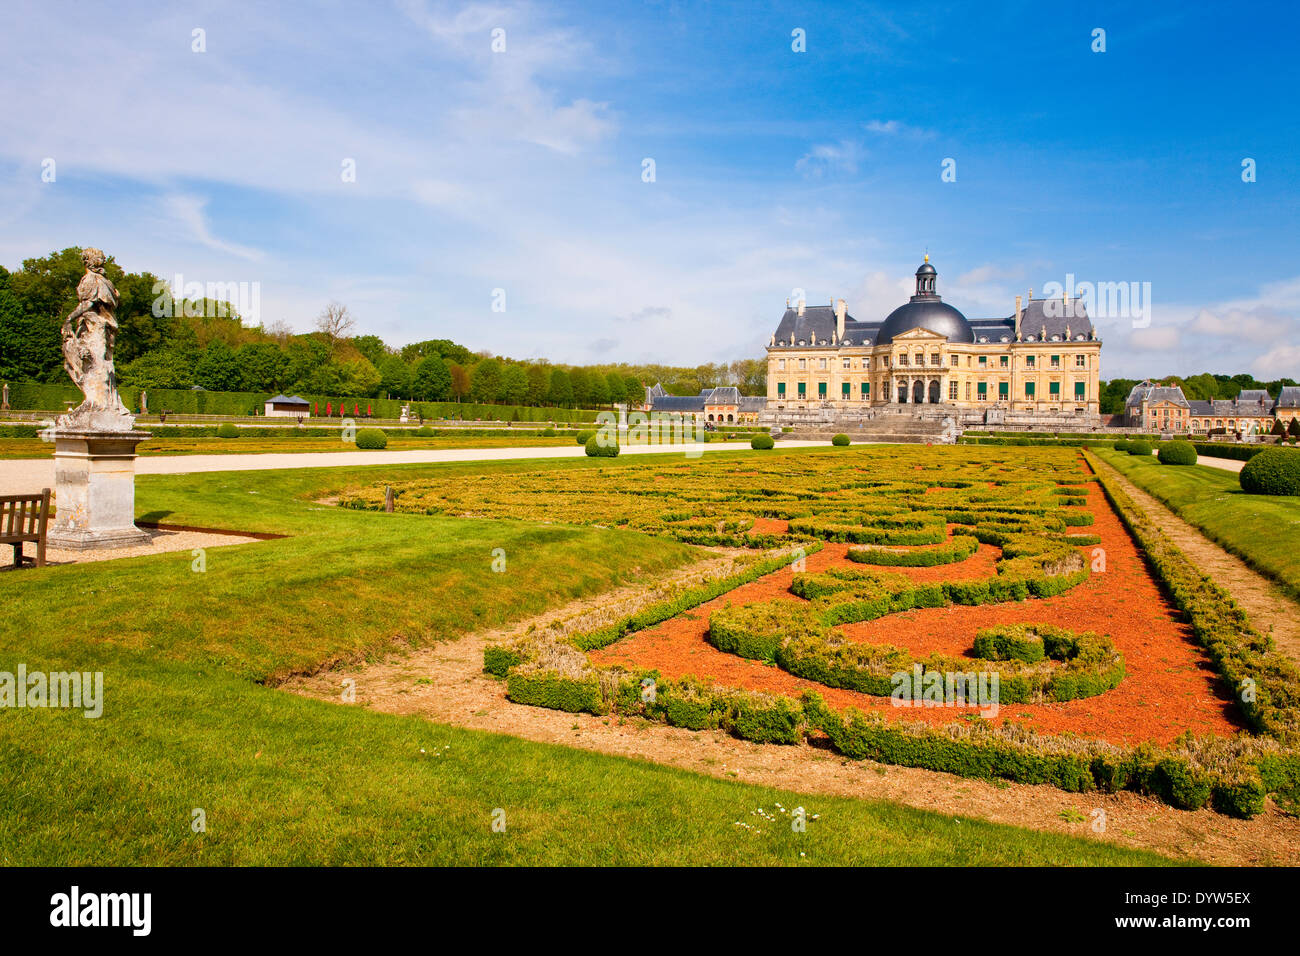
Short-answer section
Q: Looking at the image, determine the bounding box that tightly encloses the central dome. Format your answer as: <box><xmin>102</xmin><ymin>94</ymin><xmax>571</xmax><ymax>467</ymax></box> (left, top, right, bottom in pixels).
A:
<box><xmin>875</xmin><ymin>258</ymin><xmax>974</xmax><ymax>346</ymax></box>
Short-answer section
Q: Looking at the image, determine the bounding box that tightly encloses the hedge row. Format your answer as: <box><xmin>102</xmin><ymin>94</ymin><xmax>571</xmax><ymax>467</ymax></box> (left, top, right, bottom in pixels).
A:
<box><xmin>1</xmin><ymin>379</ymin><xmax>602</xmax><ymax>422</ymax></box>
<box><xmin>708</xmin><ymin>602</ymin><xmax>1124</xmax><ymax>704</ymax></box>
<box><xmin>847</xmin><ymin>534</ymin><xmax>979</xmax><ymax>567</ymax></box>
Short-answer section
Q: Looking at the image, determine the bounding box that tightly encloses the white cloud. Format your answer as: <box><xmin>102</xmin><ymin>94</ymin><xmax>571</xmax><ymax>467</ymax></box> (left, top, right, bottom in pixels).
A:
<box><xmin>795</xmin><ymin>140</ymin><xmax>865</xmax><ymax>178</ymax></box>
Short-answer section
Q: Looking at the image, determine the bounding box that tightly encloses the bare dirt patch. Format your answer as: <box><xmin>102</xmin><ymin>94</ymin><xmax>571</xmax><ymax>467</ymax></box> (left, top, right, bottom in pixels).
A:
<box><xmin>6</xmin><ymin>525</ymin><xmax>260</xmax><ymax>568</ymax></box>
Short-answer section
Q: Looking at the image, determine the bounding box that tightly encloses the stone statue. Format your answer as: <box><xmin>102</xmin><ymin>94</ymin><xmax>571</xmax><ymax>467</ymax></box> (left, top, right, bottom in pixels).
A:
<box><xmin>58</xmin><ymin>247</ymin><xmax>132</xmax><ymax>431</ymax></box>
<box><xmin>1</xmin><ymin>382</ymin><xmax>9</xmax><ymax>410</ymax></box>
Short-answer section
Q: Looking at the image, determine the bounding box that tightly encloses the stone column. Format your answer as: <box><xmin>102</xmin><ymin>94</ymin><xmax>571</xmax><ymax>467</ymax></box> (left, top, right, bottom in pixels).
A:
<box><xmin>47</xmin><ymin>430</ymin><xmax>152</xmax><ymax>550</ymax></box>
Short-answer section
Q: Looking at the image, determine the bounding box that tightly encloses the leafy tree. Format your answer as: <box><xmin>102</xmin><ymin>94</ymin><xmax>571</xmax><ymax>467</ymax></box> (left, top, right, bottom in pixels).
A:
<box><xmin>449</xmin><ymin>363</ymin><xmax>471</xmax><ymax>401</ymax></box>
<box><xmin>193</xmin><ymin>340</ymin><xmax>243</xmax><ymax>391</ymax></box>
<box><xmin>604</xmin><ymin>371</ymin><xmax>626</xmax><ymax>405</ymax></box>
<box><xmin>118</xmin><ymin>349</ymin><xmax>195</xmax><ymax>390</ymax></box>
<box><xmin>471</xmin><ymin>357</ymin><xmax>503</xmax><ymax>403</ymax></box>
<box><xmin>500</xmin><ymin>363</ymin><xmax>529</xmax><ymax>405</ymax></box>
<box><xmin>569</xmin><ymin>367</ymin><xmax>591</xmax><ymax>407</ymax></box>
<box><xmin>589</xmin><ymin>372</ymin><xmax>610</xmax><ymax>406</ymax></box>
<box><xmin>351</xmin><ymin>334</ymin><xmax>388</xmax><ymax>366</ymax></box>
<box><xmin>236</xmin><ymin>342</ymin><xmax>289</xmax><ymax>392</ymax></box>
<box><xmin>1289</xmin><ymin>418</ymin><xmax>1300</xmax><ymax>438</ymax></box>
<box><xmin>401</xmin><ymin>339</ymin><xmax>473</xmax><ymax>366</ymax></box>
<box><xmin>623</xmin><ymin>375</ymin><xmax>642</xmax><ymax>405</ymax></box>
<box><xmin>412</xmin><ymin>354</ymin><xmax>451</xmax><ymax>401</ymax></box>
<box><xmin>378</xmin><ymin>355</ymin><xmax>412</xmax><ymax>398</ymax></box>
<box><xmin>548</xmin><ymin>368</ymin><xmax>573</xmax><ymax>407</ymax></box>
<box><xmin>343</xmin><ymin>357</ymin><xmax>382</xmax><ymax>397</ymax></box>
<box><xmin>526</xmin><ymin>364</ymin><xmax>551</xmax><ymax>405</ymax></box>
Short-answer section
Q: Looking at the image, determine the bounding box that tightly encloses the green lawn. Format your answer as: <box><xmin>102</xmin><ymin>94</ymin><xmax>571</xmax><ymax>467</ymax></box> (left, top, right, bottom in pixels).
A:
<box><xmin>0</xmin><ymin>433</ymin><xmax>575</xmax><ymax>459</ymax></box>
<box><xmin>1096</xmin><ymin>448</ymin><xmax>1300</xmax><ymax>600</ymax></box>
<box><xmin>0</xmin><ymin>450</ymin><xmax>1178</xmax><ymax>865</ymax></box>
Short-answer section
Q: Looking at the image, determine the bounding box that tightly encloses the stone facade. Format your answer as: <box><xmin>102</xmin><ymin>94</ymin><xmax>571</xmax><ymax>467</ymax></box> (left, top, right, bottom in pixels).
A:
<box><xmin>765</xmin><ymin>259</ymin><xmax>1102</xmax><ymax>419</ymax></box>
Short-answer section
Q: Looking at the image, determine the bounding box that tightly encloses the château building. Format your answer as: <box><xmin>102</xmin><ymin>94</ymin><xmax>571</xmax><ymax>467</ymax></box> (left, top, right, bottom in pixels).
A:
<box><xmin>765</xmin><ymin>258</ymin><xmax>1102</xmax><ymax>416</ymax></box>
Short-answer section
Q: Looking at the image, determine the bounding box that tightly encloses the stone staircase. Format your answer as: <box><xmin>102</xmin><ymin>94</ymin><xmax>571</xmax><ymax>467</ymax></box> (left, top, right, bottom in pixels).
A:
<box><xmin>770</xmin><ymin>409</ymin><xmax>958</xmax><ymax>444</ymax></box>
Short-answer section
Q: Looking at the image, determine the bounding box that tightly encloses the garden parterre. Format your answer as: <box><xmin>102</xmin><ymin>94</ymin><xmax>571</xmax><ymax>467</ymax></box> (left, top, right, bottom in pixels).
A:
<box><xmin>413</xmin><ymin>444</ymin><xmax>1300</xmax><ymax>818</ymax></box>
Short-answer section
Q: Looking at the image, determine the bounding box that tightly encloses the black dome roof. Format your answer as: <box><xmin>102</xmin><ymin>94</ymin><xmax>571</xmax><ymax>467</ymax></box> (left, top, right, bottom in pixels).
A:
<box><xmin>877</xmin><ymin>300</ymin><xmax>974</xmax><ymax>345</ymax></box>
<box><xmin>875</xmin><ymin>257</ymin><xmax>973</xmax><ymax>346</ymax></box>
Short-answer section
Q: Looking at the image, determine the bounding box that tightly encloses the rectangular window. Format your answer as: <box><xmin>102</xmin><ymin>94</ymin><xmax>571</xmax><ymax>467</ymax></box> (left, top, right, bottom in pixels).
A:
<box><xmin>899</xmin><ymin>353</ymin><xmax>909</xmax><ymax>366</ymax></box>
<box><xmin>842</xmin><ymin>357</ymin><xmax>851</xmax><ymax>369</ymax></box>
<box><xmin>777</xmin><ymin>358</ymin><xmax>786</xmax><ymax>371</ymax></box>
<box><xmin>1074</xmin><ymin>381</ymin><xmax>1086</xmax><ymax>398</ymax></box>
<box><xmin>977</xmin><ymin>382</ymin><xmax>987</xmax><ymax>399</ymax></box>
<box><xmin>999</xmin><ymin>355</ymin><xmax>1009</xmax><ymax>368</ymax></box>
<box><xmin>950</xmin><ymin>355</ymin><xmax>958</xmax><ymax>367</ymax></box>
<box><xmin>797</xmin><ymin>382</ymin><xmax>806</xmax><ymax>397</ymax></box>
<box><xmin>1051</xmin><ymin>355</ymin><xmax>1061</xmax><ymax>368</ymax></box>
<box><xmin>818</xmin><ymin>358</ymin><xmax>827</xmax><ymax>370</ymax></box>
<box><xmin>841</xmin><ymin>382</ymin><xmax>851</xmax><ymax>398</ymax></box>
<box><xmin>948</xmin><ymin>381</ymin><xmax>958</xmax><ymax>400</ymax></box>
<box><xmin>864</xmin><ymin>358</ymin><xmax>871</xmax><ymax>369</ymax></box>
<box><xmin>1025</xmin><ymin>381</ymin><xmax>1035</xmax><ymax>398</ymax></box>
<box><xmin>1050</xmin><ymin>381</ymin><xmax>1061</xmax><ymax>396</ymax></box>
<box><xmin>1075</xmin><ymin>354</ymin><xmax>1086</xmax><ymax>367</ymax></box>
<box><xmin>818</xmin><ymin>382</ymin><xmax>827</xmax><ymax>398</ymax></box>
<box><xmin>777</xmin><ymin>382</ymin><xmax>786</xmax><ymax>397</ymax></box>
<box><xmin>930</xmin><ymin>353</ymin><xmax>940</xmax><ymax>366</ymax></box>
<box><xmin>965</xmin><ymin>382</ymin><xmax>972</xmax><ymax>400</ymax></box>
<box><xmin>998</xmin><ymin>381</ymin><xmax>1009</xmax><ymax>398</ymax></box>
<box><xmin>978</xmin><ymin>355</ymin><xmax>987</xmax><ymax>366</ymax></box>
<box><xmin>861</xmin><ymin>382</ymin><xmax>870</xmax><ymax>397</ymax></box>
<box><xmin>1026</xmin><ymin>355</ymin><xmax>1036</xmax><ymax>368</ymax></box>
<box><xmin>798</xmin><ymin>358</ymin><xmax>806</xmax><ymax>370</ymax></box>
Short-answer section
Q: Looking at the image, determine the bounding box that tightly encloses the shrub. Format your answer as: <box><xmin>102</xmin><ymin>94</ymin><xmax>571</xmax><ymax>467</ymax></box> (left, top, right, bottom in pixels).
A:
<box><xmin>584</xmin><ymin>435</ymin><xmax>619</xmax><ymax>458</ymax></box>
<box><xmin>216</xmin><ymin>423</ymin><xmax>240</xmax><ymax>438</ymax></box>
<box><xmin>831</xmin><ymin>434</ymin><xmax>850</xmax><ymax>446</ymax></box>
<box><xmin>1240</xmin><ymin>448</ymin><xmax>1300</xmax><ymax>496</ymax></box>
<box><xmin>1157</xmin><ymin>440</ymin><xmax>1197</xmax><ymax>465</ymax></box>
<box><xmin>541</xmin><ymin>426</ymin><xmax>556</xmax><ymax>436</ymax></box>
<box><xmin>1112</xmin><ymin>439</ymin><xmax>1131</xmax><ymax>452</ymax></box>
<box><xmin>416</xmin><ymin>425</ymin><xmax>436</xmax><ymax>437</ymax></box>
<box><xmin>355</xmin><ymin>428</ymin><xmax>388</xmax><ymax>449</ymax></box>
<box><xmin>751</xmin><ymin>434</ymin><xmax>775</xmax><ymax>450</ymax></box>
<box><xmin>575</xmin><ymin>429</ymin><xmax>595</xmax><ymax>445</ymax></box>
<box><xmin>1127</xmin><ymin>440</ymin><xmax>1153</xmax><ymax>456</ymax></box>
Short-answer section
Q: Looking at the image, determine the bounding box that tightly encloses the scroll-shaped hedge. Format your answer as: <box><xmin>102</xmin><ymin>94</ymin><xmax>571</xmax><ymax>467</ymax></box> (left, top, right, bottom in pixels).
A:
<box><xmin>847</xmin><ymin>534</ymin><xmax>979</xmax><ymax>567</ymax></box>
<box><xmin>707</xmin><ymin>603</ymin><xmax>1124</xmax><ymax>704</ymax></box>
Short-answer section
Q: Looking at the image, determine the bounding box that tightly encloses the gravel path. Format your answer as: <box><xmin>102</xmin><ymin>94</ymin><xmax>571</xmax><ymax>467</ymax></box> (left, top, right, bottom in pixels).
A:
<box><xmin>0</xmin><ymin>440</ymin><xmax>828</xmax><ymax>496</ymax></box>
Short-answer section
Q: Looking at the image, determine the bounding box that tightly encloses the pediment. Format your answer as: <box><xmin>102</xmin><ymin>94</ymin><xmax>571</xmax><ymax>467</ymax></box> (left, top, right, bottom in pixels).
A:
<box><xmin>891</xmin><ymin>327</ymin><xmax>947</xmax><ymax>341</ymax></box>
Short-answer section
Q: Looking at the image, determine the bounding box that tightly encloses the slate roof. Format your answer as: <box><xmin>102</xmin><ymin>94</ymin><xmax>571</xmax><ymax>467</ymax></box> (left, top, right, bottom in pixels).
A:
<box><xmin>770</xmin><ymin>298</ymin><xmax>1093</xmax><ymax>347</ymax></box>
<box><xmin>1125</xmin><ymin>381</ymin><xmax>1190</xmax><ymax>409</ymax></box>
<box><xmin>266</xmin><ymin>394</ymin><xmax>309</xmax><ymax>405</ymax></box>
<box><xmin>1188</xmin><ymin>399</ymin><xmax>1275</xmax><ymax>417</ymax></box>
<box><xmin>1278</xmin><ymin>386</ymin><xmax>1300</xmax><ymax>407</ymax></box>
<box><xmin>645</xmin><ymin>384</ymin><xmax>766</xmax><ymax>413</ymax></box>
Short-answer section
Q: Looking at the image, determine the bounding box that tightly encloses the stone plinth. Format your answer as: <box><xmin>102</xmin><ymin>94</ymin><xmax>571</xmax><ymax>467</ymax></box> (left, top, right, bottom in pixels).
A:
<box><xmin>46</xmin><ymin>430</ymin><xmax>151</xmax><ymax>550</ymax></box>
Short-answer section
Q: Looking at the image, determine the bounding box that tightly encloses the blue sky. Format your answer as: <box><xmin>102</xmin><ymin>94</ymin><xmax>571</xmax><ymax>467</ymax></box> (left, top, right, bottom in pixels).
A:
<box><xmin>2</xmin><ymin>0</ymin><xmax>1297</xmax><ymax>378</ymax></box>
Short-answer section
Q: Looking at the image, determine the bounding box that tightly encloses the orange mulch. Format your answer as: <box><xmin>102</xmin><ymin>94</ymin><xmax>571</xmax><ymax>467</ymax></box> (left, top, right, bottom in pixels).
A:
<box><xmin>591</xmin><ymin>483</ymin><xmax>1243</xmax><ymax>747</ymax></box>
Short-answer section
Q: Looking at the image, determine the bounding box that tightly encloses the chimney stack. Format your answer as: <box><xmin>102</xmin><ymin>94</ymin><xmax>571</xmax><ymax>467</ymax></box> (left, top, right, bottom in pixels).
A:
<box><xmin>797</xmin><ymin>298</ymin><xmax>806</xmax><ymax>316</ymax></box>
<box><xmin>1014</xmin><ymin>295</ymin><xmax>1023</xmax><ymax>340</ymax></box>
<box><xmin>835</xmin><ymin>298</ymin><xmax>846</xmax><ymax>341</ymax></box>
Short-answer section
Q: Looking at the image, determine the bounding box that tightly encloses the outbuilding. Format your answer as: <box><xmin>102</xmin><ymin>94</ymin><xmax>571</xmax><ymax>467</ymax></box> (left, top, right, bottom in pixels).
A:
<box><xmin>264</xmin><ymin>394</ymin><xmax>311</xmax><ymax>418</ymax></box>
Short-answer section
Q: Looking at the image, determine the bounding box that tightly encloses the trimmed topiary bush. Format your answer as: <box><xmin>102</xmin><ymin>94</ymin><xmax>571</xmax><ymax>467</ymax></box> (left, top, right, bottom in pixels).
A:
<box><xmin>416</xmin><ymin>425</ymin><xmax>436</xmax><ymax>437</ymax></box>
<box><xmin>575</xmin><ymin>429</ymin><xmax>595</xmax><ymax>445</ymax></box>
<box><xmin>584</xmin><ymin>435</ymin><xmax>619</xmax><ymax>458</ymax></box>
<box><xmin>216</xmin><ymin>422</ymin><xmax>240</xmax><ymax>438</ymax></box>
<box><xmin>355</xmin><ymin>428</ymin><xmax>388</xmax><ymax>449</ymax></box>
<box><xmin>831</xmin><ymin>434</ymin><xmax>850</xmax><ymax>446</ymax></box>
<box><xmin>1112</xmin><ymin>439</ymin><xmax>1131</xmax><ymax>452</ymax></box>
<box><xmin>1157</xmin><ymin>440</ymin><xmax>1198</xmax><ymax>465</ymax></box>
<box><xmin>1240</xmin><ymin>448</ymin><xmax>1300</xmax><ymax>496</ymax></box>
<box><xmin>751</xmin><ymin>434</ymin><xmax>775</xmax><ymax>450</ymax></box>
<box><xmin>541</xmin><ymin>426</ymin><xmax>556</xmax><ymax>436</ymax></box>
<box><xmin>1127</xmin><ymin>440</ymin><xmax>1153</xmax><ymax>456</ymax></box>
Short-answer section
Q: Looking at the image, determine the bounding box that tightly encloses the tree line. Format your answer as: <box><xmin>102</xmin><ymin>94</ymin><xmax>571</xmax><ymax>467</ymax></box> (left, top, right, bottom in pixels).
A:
<box><xmin>0</xmin><ymin>247</ymin><xmax>767</xmax><ymax>406</ymax></box>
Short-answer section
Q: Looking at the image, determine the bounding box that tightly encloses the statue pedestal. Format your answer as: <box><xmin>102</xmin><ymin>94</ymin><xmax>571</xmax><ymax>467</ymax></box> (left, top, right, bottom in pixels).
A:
<box><xmin>47</xmin><ymin>430</ymin><xmax>151</xmax><ymax>550</ymax></box>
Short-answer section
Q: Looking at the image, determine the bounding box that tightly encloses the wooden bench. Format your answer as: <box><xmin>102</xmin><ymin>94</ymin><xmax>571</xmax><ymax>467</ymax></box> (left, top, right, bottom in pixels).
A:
<box><xmin>1</xmin><ymin>488</ymin><xmax>51</xmax><ymax>568</ymax></box>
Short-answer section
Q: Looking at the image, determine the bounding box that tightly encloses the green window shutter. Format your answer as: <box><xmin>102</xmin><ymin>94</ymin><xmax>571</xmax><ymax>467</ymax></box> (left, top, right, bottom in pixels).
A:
<box><xmin>1074</xmin><ymin>381</ymin><xmax>1086</xmax><ymax>398</ymax></box>
<box><xmin>1049</xmin><ymin>381</ymin><xmax>1061</xmax><ymax>396</ymax></box>
<box><xmin>1025</xmin><ymin>381</ymin><xmax>1035</xmax><ymax>397</ymax></box>
<box><xmin>797</xmin><ymin>382</ymin><xmax>806</xmax><ymax>397</ymax></box>
<box><xmin>978</xmin><ymin>356</ymin><xmax>987</xmax><ymax>365</ymax></box>
<box><xmin>818</xmin><ymin>382</ymin><xmax>827</xmax><ymax>397</ymax></box>
<box><xmin>777</xmin><ymin>382</ymin><xmax>786</xmax><ymax>396</ymax></box>
<box><xmin>861</xmin><ymin>382</ymin><xmax>870</xmax><ymax>396</ymax></box>
<box><xmin>998</xmin><ymin>381</ymin><xmax>1009</xmax><ymax>398</ymax></box>
<box><xmin>977</xmin><ymin>382</ymin><xmax>987</xmax><ymax>396</ymax></box>
<box><xmin>841</xmin><ymin>382</ymin><xmax>851</xmax><ymax>397</ymax></box>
